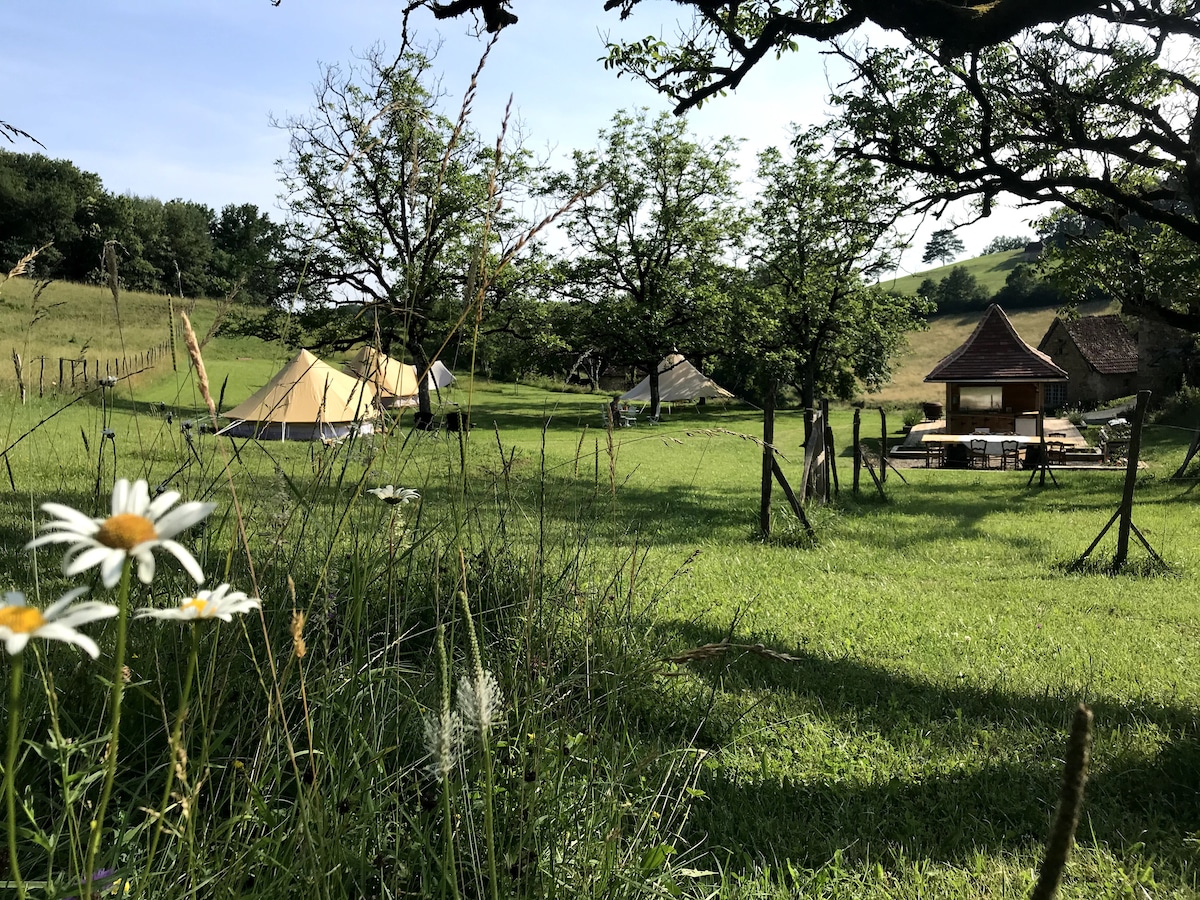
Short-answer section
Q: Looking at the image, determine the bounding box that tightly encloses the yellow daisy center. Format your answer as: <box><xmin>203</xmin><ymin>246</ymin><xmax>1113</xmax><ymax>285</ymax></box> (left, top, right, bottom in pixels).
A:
<box><xmin>96</xmin><ymin>513</ymin><xmax>158</xmax><ymax>550</ymax></box>
<box><xmin>182</xmin><ymin>598</ymin><xmax>212</xmax><ymax>617</ymax></box>
<box><xmin>0</xmin><ymin>606</ymin><xmax>45</xmax><ymax>634</ymax></box>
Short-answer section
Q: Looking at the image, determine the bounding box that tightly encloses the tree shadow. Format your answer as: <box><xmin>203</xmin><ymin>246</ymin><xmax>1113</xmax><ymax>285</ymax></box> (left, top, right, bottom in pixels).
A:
<box><xmin>649</xmin><ymin>618</ymin><xmax>1200</xmax><ymax>879</ymax></box>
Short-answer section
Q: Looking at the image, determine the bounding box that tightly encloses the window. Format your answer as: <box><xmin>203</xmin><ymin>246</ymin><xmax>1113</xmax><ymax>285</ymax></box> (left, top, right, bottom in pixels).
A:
<box><xmin>958</xmin><ymin>386</ymin><xmax>1003</xmax><ymax>411</ymax></box>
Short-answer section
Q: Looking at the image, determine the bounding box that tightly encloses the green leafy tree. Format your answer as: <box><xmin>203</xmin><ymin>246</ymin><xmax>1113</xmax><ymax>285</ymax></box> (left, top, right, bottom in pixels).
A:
<box><xmin>0</xmin><ymin>151</ymin><xmax>110</xmax><ymax>280</ymax></box>
<box><xmin>922</xmin><ymin>229</ymin><xmax>965</xmax><ymax>266</ymax></box>
<box><xmin>276</xmin><ymin>43</ymin><xmax>531</xmax><ymax>414</ymax></box>
<box><xmin>546</xmin><ymin>109</ymin><xmax>744</xmax><ymax>415</ymax></box>
<box><xmin>932</xmin><ymin>266</ymin><xmax>989</xmax><ymax>312</ymax></box>
<box><xmin>210</xmin><ymin>204</ymin><xmax>289</xmax><ymax>305</ymax></box>
<box><xmin>741</xmin><ymin>130</ymin><xmax>929</xmax><ymax>413</ymax></box>
<box><xmin>829</xmin><ymin>23</ymin><xmax>1200</xmax><ymax>330</ymax></box>
<box><xmin>982</xmin><ymin>234</ymin><xmax>1032</xmax><ymax>254</ymax></box>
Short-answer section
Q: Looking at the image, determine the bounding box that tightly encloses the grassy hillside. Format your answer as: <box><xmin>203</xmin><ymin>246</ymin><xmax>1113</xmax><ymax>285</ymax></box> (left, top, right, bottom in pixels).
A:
<box><xmin>881</xmin><ymin>248</ymin><xmax>1026</xmax><ymax>297</ymax></box>
<box><xmin>871</xmin><ymin>298</ymin><xmax>1118</xmax><ymax>406</ymax></box>
<box><xmin>0</xmin><ymin>276</ymin><xmax>276</xmax><ymax>392</ymax></box>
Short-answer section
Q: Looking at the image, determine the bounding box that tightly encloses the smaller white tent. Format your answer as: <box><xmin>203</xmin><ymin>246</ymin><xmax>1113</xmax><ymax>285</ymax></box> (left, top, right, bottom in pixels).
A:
<box><xmin>620</xmin><ymin>354</ymin><xmax>734</xmax><ymax>405</ymax></box>
<box><xmin>220</xmin><ymin>349</ymin><xmax>377</xmax><ymax>440</ymax></box>
<box><xmin>424</xmin><ymin>359</ymin><xmax>456</xmax><ymax>390</ymax></box>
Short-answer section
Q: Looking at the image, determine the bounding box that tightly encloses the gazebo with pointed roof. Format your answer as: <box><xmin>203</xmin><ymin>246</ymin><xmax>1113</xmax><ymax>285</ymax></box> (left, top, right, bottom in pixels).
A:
<box><xmin>925</xmin><ymin>304</ymin><xmax>1068</xmax><ymax>436</ymax></box>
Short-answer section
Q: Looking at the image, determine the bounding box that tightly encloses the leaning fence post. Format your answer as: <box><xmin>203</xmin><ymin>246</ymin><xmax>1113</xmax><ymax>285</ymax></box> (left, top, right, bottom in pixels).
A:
<box><xmin>12</xmin><ymin>349</ymin><xmax>26</xmax><ymax>404</ymax></box>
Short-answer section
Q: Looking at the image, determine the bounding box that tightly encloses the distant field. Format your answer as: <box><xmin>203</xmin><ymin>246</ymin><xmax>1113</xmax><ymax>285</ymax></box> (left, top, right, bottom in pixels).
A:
<box><xmin>881</xmin><ymin>248</ymin><xmax>1026</xmax><ymax>296</ymax></box>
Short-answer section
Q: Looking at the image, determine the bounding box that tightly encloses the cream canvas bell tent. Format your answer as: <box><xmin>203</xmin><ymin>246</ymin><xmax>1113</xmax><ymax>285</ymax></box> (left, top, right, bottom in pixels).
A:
<box><xmin>220</xmin><ymin>349</ymin><xmax>377</xmax><ymax>440</ymax></box>
<box><xmin>345</xmin><ymin>348</ymin><xmax>456</xmax><ymax>408</ymax></box>
<box><xmin>346</xmin><ymin>347</ymin><xmax>421</xmax><ymax>408</ymax></box>
<box><xmin>620</xmin><ymin>354</ymin><xmax>734</xmax><ymax>406</ymax></box>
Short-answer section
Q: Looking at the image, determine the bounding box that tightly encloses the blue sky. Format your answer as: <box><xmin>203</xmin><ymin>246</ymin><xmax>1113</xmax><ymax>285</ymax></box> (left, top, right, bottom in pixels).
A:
<box><xmin>6</xmin><ymin>1</ymin><xmax>1039</xmax><ymax>276</ymax></box>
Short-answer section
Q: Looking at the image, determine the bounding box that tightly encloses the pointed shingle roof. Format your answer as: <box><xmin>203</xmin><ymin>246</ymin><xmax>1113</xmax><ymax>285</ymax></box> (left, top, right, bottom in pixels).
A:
<box><xmin>926</xmin><ymin>304</ymin><xmax>1068</xmax><ymax>383</ymax></box>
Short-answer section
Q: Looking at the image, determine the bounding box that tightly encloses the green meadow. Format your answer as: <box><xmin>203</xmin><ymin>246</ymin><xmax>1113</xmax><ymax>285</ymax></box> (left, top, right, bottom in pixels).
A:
<box><xmin>2</xmin><ymin>283</ymin><xmax>1200</xmax><ymax>898</ymax></box>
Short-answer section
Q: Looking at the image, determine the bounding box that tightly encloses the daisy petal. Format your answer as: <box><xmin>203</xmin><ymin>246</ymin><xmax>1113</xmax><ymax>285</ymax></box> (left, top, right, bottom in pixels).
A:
<box><xmin>129</xmin><ymin>480</ymin><xmax>151</xmax><ymax>516</ymax></box>
<box><xmin>43</xmin><ymin>587</ymin><xmax>91</xmax><ymax>618</ymax></box>
<box><xmin>147</xmin><ymin>490</ymin><xmax>182</xmax><ymax>520</ymax></box>
<box><xmin>54</xmin><ymin>602</ymin><xmax>118</xmax><ymax>628</ymax></box>
<box><xmin>5</xmin><ymin>633</ymin><xmax>31</xmax><ymax>655</ymax></box>
<box><xmin>135</xmin><ymin>549</ymin><xmax>157</xmax><ymax>585</ymax></box>
<box><xmin>35</xmin><ymin>624</ymin><xmax>101</xmax><ymax>659</ymax></box>
<box><xmin>63</xmin><ymin>546</ymin><xmax>115</xmax><ymax>578</ymax></box>
<box><xmin>154</xmin><ymin>502</ymin><xmax>217</xmax><ymax>540</ymax></box>
<box><xmin>160</xmin><ymin>540</ymin><xmax>205</xmax><ymax>583</ymax></box>
<box><xmin>39</xmin><ymin>503</ymin><xmax>101</xmax><ymax>533</ymax></box>
<box><xmin>112</xmin><ymin>479</ymin><xmax>130</xmax><ymax>515</ymax></box>
<box><xmin>100</xmin><ymin>551</ymin><xmax>127</xmax><ymax>589</ymax></box>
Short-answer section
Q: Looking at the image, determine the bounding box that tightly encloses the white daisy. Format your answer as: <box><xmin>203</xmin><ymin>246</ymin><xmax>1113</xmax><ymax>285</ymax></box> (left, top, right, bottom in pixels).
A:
<box><xmin>367</xmin><ymin>485</ymin><xmax>420</xmax><ymax>505</ymax></box>
<box><xmin>135</xmin><ymin>583</ymin><xmax>261</xmax><ymax>623</ymax></box>
<box><xmin>0</xmin><ymin>589</ymin><xmax>118</xmax><ymax>658</ymax></box>
<box><xmin>25</xmin><ymin>479</ymin><xmax>216</xmax><ymax>588</ymax></box>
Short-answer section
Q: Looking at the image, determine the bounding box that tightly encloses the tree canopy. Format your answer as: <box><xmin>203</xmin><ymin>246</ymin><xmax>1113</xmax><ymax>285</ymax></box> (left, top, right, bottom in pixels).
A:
<box><xmin>546</xmin><ymin>109</ymin><xmax>745</xmax><ymax>414</ymax></box>
<box><xmin>737</xmin><ymin>129</ymin><xmax>927</xmax><ymax>410</ymax></box>
<box><xmin>275</xmin><ymin>42</ymin><xmax>533</xmax><ymax>410</ymax></box>
<box><xmin>406</xmin><ymin>0</ymin><xmax>1124</xmax><ymax>95</ymax></box>
<box><xmin>922</xmin><ymin>229</ymin><xmax>965</xmax><ymax>266</ymax></box>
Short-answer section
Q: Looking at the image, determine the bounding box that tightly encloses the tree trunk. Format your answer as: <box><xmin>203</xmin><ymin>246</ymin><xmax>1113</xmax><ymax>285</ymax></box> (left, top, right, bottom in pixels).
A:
<box><xmin>648</xmin><ymin>365</ymin><xmax>662</xmax><ymax>419</ymax></box>
<box><xmin>408</xmin><ymin>340</ymin><xmax>434</xmax><ymax>419</ymax></box>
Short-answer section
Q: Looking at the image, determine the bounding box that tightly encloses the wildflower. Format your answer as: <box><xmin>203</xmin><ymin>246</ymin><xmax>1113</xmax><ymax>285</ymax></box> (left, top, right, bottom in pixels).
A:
<box><xmin>367</xmin><ymin>485</ymin><xmax>420</xmax><ymax>505</ymax></box>
<box><xmin>0</xmin><ymin>589</ymin><xmax>118</xmax><ymax>658</ymax></box>
<box><xmin>457</xmin><ymin>670</ymin><xmax>504</xmax><ymax>734</ymax></box>
<box><xmin>26</xmin><ymin>479</ymin><xmax>215</xmax><ymax>588</ymax></box>
<box><xmin>422</xmin><ymin>706</ymin><xmax>464</xmax><ymax>780</ymax></box>
<box><xmin>135</xmin><ymin>583</ymin><xmax>260</xmax><ymax>622</ymax></box>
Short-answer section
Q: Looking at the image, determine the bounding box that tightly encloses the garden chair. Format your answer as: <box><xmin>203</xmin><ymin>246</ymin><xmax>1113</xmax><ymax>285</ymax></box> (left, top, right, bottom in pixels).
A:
<box><xmin>999</xmin><ymin>440</ymin><xmax>1020</xmax><ymax>470</ymax></box>
<box><xmin>1046</xmin><ymin>440</ymin><xmax>1067</xmax><ymax>465</ymax></box>
<box><xmin>925</xmin><ymin>443</ymin><xmax>946</xmax><ymax>468</ymax></box>
<box><xmin>968</xmin><ymin>438</ymin><xmax>991</xmax><ymax>469</ymax></box>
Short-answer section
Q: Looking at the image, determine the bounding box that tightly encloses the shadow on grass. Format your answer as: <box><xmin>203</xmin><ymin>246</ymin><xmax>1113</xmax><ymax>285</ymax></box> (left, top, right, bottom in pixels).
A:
<box><xmin>649</xmin><ymin>617</ymin><xmax>1200</xmax><ymax>880</ymax></box>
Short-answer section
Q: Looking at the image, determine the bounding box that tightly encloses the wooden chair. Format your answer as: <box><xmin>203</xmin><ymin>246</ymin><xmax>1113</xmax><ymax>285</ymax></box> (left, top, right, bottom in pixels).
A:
<box><xmin>1000</xmin><ymin>440</ymin><xmax>1021</xmax><ymax>470</ymax></box>
<box><xmin>1046</xmin><ymin>440</ymin><xmax>1067</xmax><ymax>465</ymax></box>
<box><xmin>968</xmin><ymin>438</ymin><xmax>991</xmax><ymax>469</ymax></box>
<box><xmin>925</xmin><ymin>443</ymin><xmax>946</xmax><ymax>468</ymax></box>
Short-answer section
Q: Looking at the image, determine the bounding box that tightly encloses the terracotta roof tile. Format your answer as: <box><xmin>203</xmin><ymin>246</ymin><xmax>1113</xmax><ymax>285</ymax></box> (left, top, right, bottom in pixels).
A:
<box><xmin>926</xmin><ymin>304</ymin><xmax>1068</xmax><ymax>383</ymax></box>
<box><xmin>1038</xmin><ymin>315</ymin><xmax>1138</xmax><ymax>375</ymax></box>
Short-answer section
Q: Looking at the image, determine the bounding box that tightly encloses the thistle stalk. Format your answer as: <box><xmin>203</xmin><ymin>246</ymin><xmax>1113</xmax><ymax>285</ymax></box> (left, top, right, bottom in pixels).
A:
<box><xmin>459</xmin><ymin>589</ymin><xmax>499</xmax><ymax>900</ymax></box>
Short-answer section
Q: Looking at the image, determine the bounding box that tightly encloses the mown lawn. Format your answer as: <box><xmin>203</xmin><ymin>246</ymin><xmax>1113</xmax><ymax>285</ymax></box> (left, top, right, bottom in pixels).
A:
<box><xmin>3</xmin><ymin>356</ymin><xmax>1199</xmax><ymax>898</ymax></box>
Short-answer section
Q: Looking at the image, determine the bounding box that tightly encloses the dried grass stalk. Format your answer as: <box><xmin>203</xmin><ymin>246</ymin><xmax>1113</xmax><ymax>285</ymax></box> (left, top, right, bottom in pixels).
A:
<box><xmin>179</xmin><ymin>311</ymin><xmax>216</xmax><ymax>422</ymax></box>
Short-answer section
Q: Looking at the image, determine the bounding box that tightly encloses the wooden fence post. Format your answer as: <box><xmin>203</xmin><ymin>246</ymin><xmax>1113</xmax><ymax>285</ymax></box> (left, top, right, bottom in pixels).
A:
<box><xmin>12</xmin><ymin>350</ymin><xmax>26</xmax><ymax>404</ymax></box>
<box><xmin>760</xmin><ymin>386</ymin><xmax>775</xmax><ymax>537</ymax></box>
<box><xmin>879</xmin><ymin>408</ymin><xmax>888</xmax><ymax>485</ymax></box>
<box><xmin>853</xmin><ymin>408</ymin><xmax>861</xmax><ymax>495</ymax></box>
